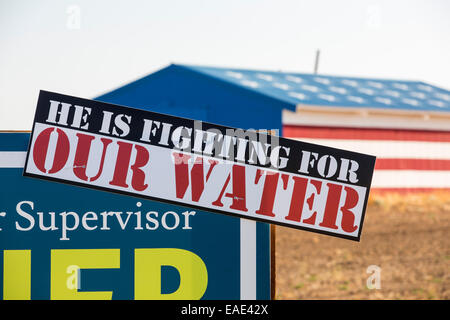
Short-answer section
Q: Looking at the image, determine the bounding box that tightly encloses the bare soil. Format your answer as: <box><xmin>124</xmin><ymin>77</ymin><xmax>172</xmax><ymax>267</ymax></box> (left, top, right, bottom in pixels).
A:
<box><xmin>275</xmin><ymin>192</ymin><xmax>450</xmax><ymax>300</ymax></box>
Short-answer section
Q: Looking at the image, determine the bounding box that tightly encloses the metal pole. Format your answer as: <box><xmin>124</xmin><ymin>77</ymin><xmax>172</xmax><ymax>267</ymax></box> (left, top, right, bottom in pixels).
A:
<box><xmin>314</xmin><ymin>49</ymin><xmax>320</xmax><ymax>74</ymax></box>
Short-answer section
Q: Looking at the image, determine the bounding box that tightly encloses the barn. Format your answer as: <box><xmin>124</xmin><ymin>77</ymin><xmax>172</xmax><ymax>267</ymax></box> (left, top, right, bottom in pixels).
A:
<box><xmin>97</xmin><ymin>64</ymin><xmax>450</xmax><ymax>193</ymax></box>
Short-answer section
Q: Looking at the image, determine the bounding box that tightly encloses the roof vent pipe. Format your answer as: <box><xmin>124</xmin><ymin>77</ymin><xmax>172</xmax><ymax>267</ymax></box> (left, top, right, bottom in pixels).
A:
<box><xmin>314</xmin><ymin>49</ymin><xmax>320</xmax><ymax>74</ymax></box>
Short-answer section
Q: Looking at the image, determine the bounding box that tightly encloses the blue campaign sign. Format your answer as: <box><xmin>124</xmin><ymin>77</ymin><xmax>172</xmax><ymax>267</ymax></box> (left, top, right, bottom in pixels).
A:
<box><xmin>0</xmin><ymin>132</ymin><xmax>271</xmax><ymax>300</ymax></box>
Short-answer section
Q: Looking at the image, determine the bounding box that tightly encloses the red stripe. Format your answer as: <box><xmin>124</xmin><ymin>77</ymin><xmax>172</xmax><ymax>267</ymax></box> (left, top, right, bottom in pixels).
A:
<box><xmin>370</xmin><ymin>188</ymin><xmax>450</xmax><ymax>194</ymax></box>
<box><xmin>283</xmin><ymin>125</ymin><xmax>450</xmax><ymax>142</ymax></box>
<box><xmin>375</xmin><ymin>159</ymin><xmax>450</xmax><ymax>170</ymax></box>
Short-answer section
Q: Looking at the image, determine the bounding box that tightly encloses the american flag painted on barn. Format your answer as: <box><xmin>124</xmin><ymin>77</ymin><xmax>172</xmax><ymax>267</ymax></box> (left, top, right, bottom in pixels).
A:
<box><xmin>283</xmin><ymin>125</ymin><xmax>450</xmax><ymax>192</ymax></box>
<box><xmin>182</xmin><ymin>65</ymin><xmax>450</xmax><ymax>192</ymax></box>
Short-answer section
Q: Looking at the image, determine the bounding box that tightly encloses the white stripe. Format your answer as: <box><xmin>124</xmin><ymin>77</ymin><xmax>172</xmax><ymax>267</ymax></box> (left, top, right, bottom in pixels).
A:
<box><xmin>0</xmin><ymin>151</ymin><xmax>26</xmax><ymax>168</ymax></box>
<box><xmin>291</xmin><ymin>138</ymin><xmax>450</xmax><ymax>159</ymax></box>
<box><xmin>372</xmin><ymin>170</ymin><xmax>450</xmax><ymax>188</ymax></box>
<box><xmin>240</xmin><ymin>219</ymin><xmax>257</xmax><ymax>300</ymax></box>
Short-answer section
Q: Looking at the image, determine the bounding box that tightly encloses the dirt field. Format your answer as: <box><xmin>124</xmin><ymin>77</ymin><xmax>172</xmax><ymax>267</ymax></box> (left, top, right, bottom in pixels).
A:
<box><xmin>275</xmin><ymin>192</ymin><xmax>450</xmax><ymax>300</ymax></box>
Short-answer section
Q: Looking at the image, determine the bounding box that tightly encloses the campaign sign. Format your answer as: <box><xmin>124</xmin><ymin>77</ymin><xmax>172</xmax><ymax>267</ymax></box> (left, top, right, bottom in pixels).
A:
<box><xmin>1</xmin><ymin>132</ymin><xmax>269</xmax><ymax>299</ymax></box>
<box><xmin>24</xmin><ymin>91</ymin><xmax>375</xmax><ymax>241</ymax></box>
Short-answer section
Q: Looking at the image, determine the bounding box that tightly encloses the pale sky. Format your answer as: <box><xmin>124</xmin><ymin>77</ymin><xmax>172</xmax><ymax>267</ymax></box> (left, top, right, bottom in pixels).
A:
<box><xmin>1</xmin><ymin>0</ymin><xmax>449</xmax><ymax>129</ymax></box>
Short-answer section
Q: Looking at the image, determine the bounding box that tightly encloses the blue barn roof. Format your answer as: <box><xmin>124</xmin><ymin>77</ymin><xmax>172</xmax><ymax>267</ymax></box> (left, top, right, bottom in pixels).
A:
<box><xmin>184</xmin><ymin>64</ymin><xmax>450</xmax><ymax>113</ymax></box>
<box><xmin>96</xmin><ymin>64</ymin><xmax>450</xmax><ymax>133</ymax></box>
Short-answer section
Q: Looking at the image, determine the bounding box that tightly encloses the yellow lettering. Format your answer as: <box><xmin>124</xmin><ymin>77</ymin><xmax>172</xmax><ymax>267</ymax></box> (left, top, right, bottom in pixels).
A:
<box><xmin>134</xmin><ymin>248</ymin><xmax>207</xmax><ymax>300</ymax></box>
<box><xmin>3</xmin><ymin>250</ymin><xmax>31</xmax><ymax>300</ymax></box>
